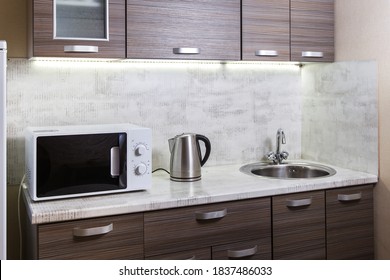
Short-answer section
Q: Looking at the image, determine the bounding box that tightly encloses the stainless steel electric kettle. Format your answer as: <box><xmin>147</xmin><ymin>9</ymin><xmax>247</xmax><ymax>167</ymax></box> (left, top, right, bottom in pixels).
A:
<box><xmin>168</xmin><ymin>133</ymin><xmax>211</xmax><ymax>182</ymax></box>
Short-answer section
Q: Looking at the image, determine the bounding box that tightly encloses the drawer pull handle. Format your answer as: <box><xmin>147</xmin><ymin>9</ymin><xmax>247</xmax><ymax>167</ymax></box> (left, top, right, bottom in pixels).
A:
<box><xmin>73</xmin><ymin>223</ymin><xmax>113</xmax><ymax>237</ymax></box>
<box><xmin>255</xmin><ymin>50</ymin><xmax>278</xmax><ymax>57</ymax></box>
<box><xmin>186</xmin><ymin>256</ymin><xmax>196</xmax><ymax>260</ymax></box>
<box><xmin>302</xmin><ymin>51</ymin><xmax>323</xmax><ymax>58</ymax></box>
<box><xmin>195</xmin><ymin>208</ymin><xmax>227</xmax><ymax>220</ymax></box>
<box><xmin>64</xmin><ymin>45</ymin><xmax>99</xmax><ymax>53</ymax></box>
<box><xmin>338</xmin><ymin>193</ymin><xmax>362</xmax><ymax>202</ymax></box>
<box><xmin>228</xmin><ymin>245</ymin><xmax>258</xmax><ymax>258</ymax></box>
<box><xmin>286</xmin><ymin>198</ymin><xmax>312</xmax><ymax>208</ymax></box>
<box><xmin>173</xmin><ymin>48</ymin><xmax>200</xmax><ymax>55</ymax></box>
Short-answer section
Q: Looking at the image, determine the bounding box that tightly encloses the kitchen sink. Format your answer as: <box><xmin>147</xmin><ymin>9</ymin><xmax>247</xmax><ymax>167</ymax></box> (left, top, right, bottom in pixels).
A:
<box><xmin>240</xmin><ymin>162</ymin><xmax>336</xmax><ymax>179</ymax></box>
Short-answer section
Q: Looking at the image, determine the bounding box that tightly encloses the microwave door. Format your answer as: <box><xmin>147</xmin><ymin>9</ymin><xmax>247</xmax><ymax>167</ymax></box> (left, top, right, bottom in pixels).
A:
<box><xmin>36</xmin><ymin>132</ymin><xmax>127</xmax><ymax>198</ymax></box>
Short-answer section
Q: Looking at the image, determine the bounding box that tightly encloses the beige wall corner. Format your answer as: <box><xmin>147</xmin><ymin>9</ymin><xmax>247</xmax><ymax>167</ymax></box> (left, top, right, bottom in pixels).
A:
<box><xmin>335</xmin><ymin>0</ymin><xmax>390</xmax><ymax>259</ymax></box>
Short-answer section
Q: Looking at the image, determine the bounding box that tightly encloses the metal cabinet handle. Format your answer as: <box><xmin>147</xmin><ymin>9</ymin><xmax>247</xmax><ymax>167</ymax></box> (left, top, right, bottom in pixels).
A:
<box><xmin>228</xmin><ymin>245</ymin><xmax>258</xmax><ymax>258</ymax></box>
<box><xmin>255</xmin><ymin>50</ymin><xmax>278</xmax><ymax>57</ymax></box>
<box><xmin>302</xmin><ymin>51</ymin><xmax>324</xmax><ymax>58</ymax></box>
<box><xmin>286</xmin><ymin>198</ymin><xmax>312</xmax><ymax>208</ymax></box>
<box><xmin>195</xmin><ymin>208</ymin><xmax>227</xmax><ymax>220</ymax></box>
<box><xmin>64</xmin><ymin>45</ymin><xmax>99</xmax><ymax>53</ymax></box>
<box><xmin>186</xmin><ymin>256</ymin><xmax>196</xmax><ymax>260</ymax></box>
<box><xmin>73</xmin><ymin>223</ymin><xmax>113</xmax><ymax>237</ymax></box>
<box><xmin>338</xmin><ymin>193</ymin><xmax>362</xmax><ymax>202</ymax></box>
<box><xmin>173</xmin><ymin>48</ymin><xmax>200</xmax><ymax>55</ymax></box>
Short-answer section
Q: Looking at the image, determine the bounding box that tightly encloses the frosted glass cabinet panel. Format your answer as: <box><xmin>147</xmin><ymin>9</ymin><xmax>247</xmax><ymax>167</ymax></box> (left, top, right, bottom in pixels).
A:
<box><xmin>54</xmin><ymin>0</ymin><xmax>108</xmax><ymax>40</ymax></box>
<box><xmin>28</xmin><ymin>0</ymin><xmax>126</xmax><ymax>58</ymax></box>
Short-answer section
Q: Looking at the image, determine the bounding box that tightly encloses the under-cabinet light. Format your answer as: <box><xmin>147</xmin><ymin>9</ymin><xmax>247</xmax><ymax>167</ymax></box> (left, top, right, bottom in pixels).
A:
<box><xmin>30</xmin><ymin>57</ymin><xmax>302</xmax><ymax>69</ymax></box>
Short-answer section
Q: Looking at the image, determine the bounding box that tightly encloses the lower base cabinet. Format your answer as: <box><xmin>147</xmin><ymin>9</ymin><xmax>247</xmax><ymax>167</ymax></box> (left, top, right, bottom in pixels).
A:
<box><xmin>27</xmin><ymin>213</ymin><xmax>144</xmax><ymax>260</ymax></box>
<box><xmin>272</xmin><ymin>190</ymin><xmax>326</xmax><ymax>260</ymax></box>
<box><xmin>144</xmin><ymin>198</ymin><xmax>272</xmax><ymax>260</ymax></box>
<box><xmin>24</xmin><ymin>184</ymin><xmax>374</xmax><ymax>259</ymax></box>
<box><xmin>326</xmin><ymin>185</ymin><xmax>374</xmax><ymax>259</ymax></box>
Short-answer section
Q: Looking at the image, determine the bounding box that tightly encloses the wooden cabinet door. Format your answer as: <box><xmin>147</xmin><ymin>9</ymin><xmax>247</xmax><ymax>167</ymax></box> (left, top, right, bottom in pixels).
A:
<box><xmin>272</xmin><ymin>190</ymin><xmax>326</xmax><ymax>259</ymax></box>
<box><xmin>127</xmin><ymin>0</ymin><xmax>241</xmax><ymax>60</ymax></box>
<box><xmin>29</xmin><ymin>0</ymin><xmax>126</xmax><ymax>58</ymax></box>
<box><xmin>38</xmin><ymin>213</ymin><xmax>144</xmax><ymax>259</ymax></box>
<box><xmin>242</xmin><ymin>0</ymin><xmax>290</xmax><ymax>61</ymax></box>
<box><xmin>326</xmin><ymin>185</ymin><xmax>374</xmax><ymax>259</ymax></box>
<box><xmin>290</xmin><ymin>0</ymin><xmax>334</xmax><ymax>62</ymax></box>
<box><xmin>144</xmin><ymin>198</ymin><xmax>271</xmax><ymax>258</ymax></box>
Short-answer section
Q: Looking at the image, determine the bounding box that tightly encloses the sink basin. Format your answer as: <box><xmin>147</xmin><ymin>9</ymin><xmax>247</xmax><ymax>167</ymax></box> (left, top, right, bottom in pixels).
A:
<box><xmin>240</xmin><ymin>162</ymin><xmax>336</xmax><ymax>179</ymax></box>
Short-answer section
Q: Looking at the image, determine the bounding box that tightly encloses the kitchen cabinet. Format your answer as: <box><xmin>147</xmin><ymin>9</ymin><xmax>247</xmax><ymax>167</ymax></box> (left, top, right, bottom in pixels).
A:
<box><xmin>28</xmin><ymin>0</ymin><xmax>126</xmax><ymax>58</ymax></box>
<box><xmin>272</xmin><ymin>190</ymin><xmax>326</xmax><ymax>259</ymax></box>
<box><xmin>326</xmin><ymin>185</ymin><xmax>374</xmax><ymax>259</ymax></box>
<box><xmin>126</xmin><ymin>0</ymin><xmax>241</xmax><ymax>60</ymax></box>
<box><xmin>26</xmin><ymin>213</ymin><xmax>144</xmax><ymax>260</ymax></box>
<box><xmin>242</xmin><ymin>0</ymin><xmax>290</xmax><ymax>61</ymax></box>
<box><xmin>24</xmin><ymin>184</ymin><xmax>374</xmax><ymax>260</ymax></box>
<box><xmin>144</xmin><ymin>198</ymin><xmax>272</xmax><ymax>259</ymax></box>
<box><xmin>290</xmin><ymin>0</ymin><xmax>334</xmax><ymax>62</ymax></box>
<box><xmin>242</xmin><ymin>0</ymin><xmax>334</xmax><ymax>62</ymax></box>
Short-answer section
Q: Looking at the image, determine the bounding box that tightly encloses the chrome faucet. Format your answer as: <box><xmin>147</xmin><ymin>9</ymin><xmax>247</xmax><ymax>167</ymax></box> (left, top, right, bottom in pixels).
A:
<box><xmin>266</xmin><ymin>128</ymin><xmax>289</xmax><ymax>164</ymax></box>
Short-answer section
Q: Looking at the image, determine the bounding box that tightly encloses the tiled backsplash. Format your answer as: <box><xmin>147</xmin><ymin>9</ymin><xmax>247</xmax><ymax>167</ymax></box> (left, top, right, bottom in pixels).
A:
<box><xmin>301</xmin><ymin>61</ymin><xmax>378</xmax><ymax>175</ymax></box>
<box><xmin>6</xmin><ymin>60</ymin><xmax>302</xmax><ymax>185</ymax></box>
<box><xmin>6</xmin><ymin>59</ymin><xmax>378</xmax><ymax>185</ymax></box>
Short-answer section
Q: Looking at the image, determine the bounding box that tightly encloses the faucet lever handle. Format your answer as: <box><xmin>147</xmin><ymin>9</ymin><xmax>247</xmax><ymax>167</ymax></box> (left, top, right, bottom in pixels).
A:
<box><xmin>266</xmin><ymin>151</ymin><xmax>276</xmax><ymax>161</ymax></box>
<box><xmin>280</xmin><ymin>151</ymin><xmax>289</xmax><ymax>160</ymax></box>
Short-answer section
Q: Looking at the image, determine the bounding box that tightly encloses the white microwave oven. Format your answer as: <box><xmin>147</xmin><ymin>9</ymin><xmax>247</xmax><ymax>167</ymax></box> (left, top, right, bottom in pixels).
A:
<box><xmin>25</xmin><ymin>123</ymin><xmax>152</xmax><ymax>201</ymax></box>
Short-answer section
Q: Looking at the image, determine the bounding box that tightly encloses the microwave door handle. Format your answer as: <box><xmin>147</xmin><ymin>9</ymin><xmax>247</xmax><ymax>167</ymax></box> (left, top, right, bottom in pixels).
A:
<box><xmin>110</xmin><ymin>147</ymin><xmax>120</xmax><ymax>177</ymax></box>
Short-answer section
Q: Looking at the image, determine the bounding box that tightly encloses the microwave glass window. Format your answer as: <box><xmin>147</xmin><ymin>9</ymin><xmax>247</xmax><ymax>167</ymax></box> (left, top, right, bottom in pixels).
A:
<box><xmin>54</xmin><ymin>0</ymin><xmax>108</xmax><ymax>40</ymax></box>
<box><xmin>36</xmin><ymin>132</ymin><xmax>127</xmax><ymax>198</ymax></box>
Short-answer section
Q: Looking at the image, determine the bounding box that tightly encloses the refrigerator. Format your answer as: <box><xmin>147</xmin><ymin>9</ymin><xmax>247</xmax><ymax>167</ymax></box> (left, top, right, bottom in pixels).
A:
<box><xmin>0</xmin><ymin>40</ymin><xmax>7</xmax><ymax>260</ymax></box>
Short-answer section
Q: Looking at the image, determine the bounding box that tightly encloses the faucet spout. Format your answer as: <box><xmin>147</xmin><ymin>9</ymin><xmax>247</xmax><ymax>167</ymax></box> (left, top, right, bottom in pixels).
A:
<box><xmin>266</xmin><ymin>128</ymin><xmax>289</xmax><ymax>164</ymax></box>
<box><xmin>276</xmin><ymin>128</ymin><xmax>286</xmax><ymax>155</ymax></box>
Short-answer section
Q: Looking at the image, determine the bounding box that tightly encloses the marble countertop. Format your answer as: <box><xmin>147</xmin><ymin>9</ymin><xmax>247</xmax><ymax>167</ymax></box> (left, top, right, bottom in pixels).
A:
<box><xmin>24</xmin><ymin>161</ymin><xmax>378</xmax><ymax>224</ymax></box>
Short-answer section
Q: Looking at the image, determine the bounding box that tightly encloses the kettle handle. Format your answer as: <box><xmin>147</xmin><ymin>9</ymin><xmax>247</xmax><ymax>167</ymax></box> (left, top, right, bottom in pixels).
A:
<box><xmin>196</xmin><ymin>134</ymin><xmax>211</xmax><ymax>167</ymax></box>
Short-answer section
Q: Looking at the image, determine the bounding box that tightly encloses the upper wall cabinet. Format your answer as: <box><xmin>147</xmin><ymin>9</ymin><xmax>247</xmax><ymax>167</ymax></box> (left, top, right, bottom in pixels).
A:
<box><xmin>28</xmin><ymin>0</ymin><xmax>126</xmax><ymax>58</ymax></box>
<box><xmin>290</xmin><ymin>0</ymin><xmax>334</xmax><ymax>62</ymax></box>
<box><xmin>242</xmin><ymin>0</ymin><xmax>290</xmax><ymax>61</ymax></box>
<box><xmin>126</xmin><ymin>0</ymin><xmax>241</xmax><ymax>60</ymax></box>
<box><xmin>242</xmin><ymin>0</ymin><xmax>334</xmax><ymax>62</ymax></box>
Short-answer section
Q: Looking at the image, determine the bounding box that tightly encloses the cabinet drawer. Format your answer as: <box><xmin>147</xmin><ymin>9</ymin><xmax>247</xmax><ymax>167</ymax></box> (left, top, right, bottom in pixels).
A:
<box><xmin>146</xmin><ymin>247</ymin><xmax>211</xmax><ymax>260</ymax></box>
<box><xmin>326</xmin><ymin>185</ymin><xmax>374</xmax><ymax>259</ymax></box>
<box><xmin>272</xmin><ymin>190</ymin><xmax>325</xmax><ymax>259</ymax></box>
<box><xmin>144</xmin><ymin>198</ymin><xmax>271</xmax><ymax>257</ymax></box>
<box><xmin>38</xmin><ymin>213</ymin><xmax>144</xmax><ymax>259</ymax></box>
<box><xmin>213</xmin><ymin>239</ymin><xmax>272</xmax><ymax>260</ymax></box>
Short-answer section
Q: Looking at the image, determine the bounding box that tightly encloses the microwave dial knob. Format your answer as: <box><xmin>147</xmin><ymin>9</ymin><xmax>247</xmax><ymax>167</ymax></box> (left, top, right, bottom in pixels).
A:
<box><xmin>135</xmin><ymin>144</ymin><xmax>147</xmax><ymax>156</ymax></box>
<box><xmin>135</xmin><ymin>163</ymin><xmax>147</xmax><ymax>175</ymax></box>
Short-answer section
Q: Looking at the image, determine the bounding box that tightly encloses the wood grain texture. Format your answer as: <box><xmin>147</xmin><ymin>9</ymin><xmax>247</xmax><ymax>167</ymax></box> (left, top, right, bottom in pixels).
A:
<box><xmin>146</xmin><ymin>247</ymin><xmax>211</xmax><ymax>260</ymax></box>
<box><xmin>38</xmin><ymin>213</ymin><xmax>144</xmax><ymax>259</ymax></box>
<box><xmin>290</xmin><ymin>0</ymin><xmax>334</xmax><ymax>62</ymax></box>
<box><xmin>326</xmin><ymin>185</ymin><xmax>374</xmax><ymax>260</ymax></box>
<box><xmin>127</xmin><ymin>0</ymin><xmax>241</xmax><ymax>60</ymax></box>
<box><xmin>242</xmin><ymin>0</ymin><xmax>290</xmax><ymax>61</ymax></box>
<box><xmin>30</xmin><ymin>0</ymin><xmax>126</xmax><ymax>58</ymax></box>
<box><xmin>272</xmin><ymin>190</ymin><xmax>326</xmax><ymax>259</ymax></box>
<box><xmin>144</xmin><ymin>198</ymin><xmax>271</xmax><ymax>257</ymax></box>
<box><xmin>212</xmin><ymin>239</ymin><xmax>272</xmax><ymax>260</ymax></box>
